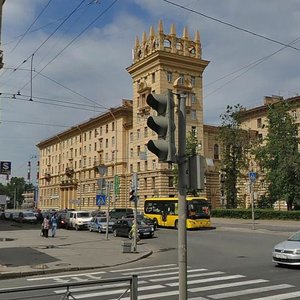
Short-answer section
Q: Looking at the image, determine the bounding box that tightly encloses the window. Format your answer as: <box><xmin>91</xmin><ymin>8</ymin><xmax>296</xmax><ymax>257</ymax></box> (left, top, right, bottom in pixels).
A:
<box><xmin>130</xmin><ymin>148</ymin><xmax>133</xmax><ymax>158</ymax></box>
<box><xmin>169</xmin><ymin>176</ymin><xmax>174</xmax><ymax>187</ymax></box>
<box><xmin>179</xmin><ymin>74</ymin><xmax>184</xmax><ymax>84</ymax></box>
<box><xmin>258</xmin><ymin>133</ymin><xmax>263</xmax><ymax>142</ymax></box>
<box><xmin>191</xmin><ymin>76</ymin><xmax>196</xmax><ymax>87</ymax></box>
<box><xmin>191</xmin><ymin>126</ymin><xmax>197</xmax><ymax>136</ymax></box>
<box><xmin>213</xmin><ymin>144</ymin><xmax>219</xmax><ymax>160</ymax></box>
<box><xmin>167</xmin><ymin>72</ymin><xmax>172</xmax><ymax>83</ymax></box>
<box><xmin>144</xmin><ymin>178</ymin><xmax>147</xmax><ymax>189</ymax></box>
<box><xmin>257</xmin><ymin>118</ymin><xmax>262</xmax><ymax>128</ymax></box>
<box><xmin>137</xmin><ymin>145</ymin><xmax>141</xmax><ymax>157</ymax></box>
<box><xmin>94</xmin><ymin>142</ymin><xmax>97</xmax><ymax>151</ymax></box>
<box><xmin>191</xmin><ymin>110</ymin><xmax>196</xmax><ymax>120</ymax></box>
<box><xmin>144</xmin><ymin>161</ymin><xmax>148</xmax><ymax>171</ymax></box>
<box><xmin>112</xmin><ymin>122</ymin><xmax>115</xmax><ymax>131</ymax></box>
<box><xmin>152</xmin><ymin>73</ymin><xmax>155</xmax><ymax>83</ymax></box>
<box><xmin>105</xmin><ymin>139</ymin><xmax>108</xmax><ymax>148</ymax></box>
<box><xmin>164</xmin><ymin>39</ymin><xmax>171</xmax><ymax>48</ymax></box>
<box><xmin>137</xmin><ymin>162</ymin><xmax>140</xmax><ymax>172</ymax></box>
<box><xmin>89</xmin><ymin>131</ymin><xmax>92</xmax><ymax>139</ymax></box>
<box><xmin>137</xmin><ymin>129</ymin><xmax>141</xmax><ymax>140</ymax></box>
<box><xmin>130</xmin><ymin>132</ymin><xmax>133</xmax><ymax>142</ymax></box>
<box><xmin>151</xmin><ymin>177</ymin><xmax>155</xmax><ymax>189</ymax></box>
<box><xmin>152</xmin><ymin>159</ymin><xmax>156</xmax><ymax>170</ymax></box>
<box><xmin>100</xmin><ymin>126</ymin><xmax>102</xmax><ymax>135</ymax></box>
<box><xmin>106</xmin><ymin>124</ymin><xmax>109</xmax><ymax>133</ymax></box>
<box><xmin>191</xmin><ymin>93</ymin><xmax>196</xmax><ymax>104</ymax></box>
<box><xmin>144</xmin><ymin>127</ymin><xmax>148</xmax><ymax>138</ymax></box>
<box><xmin>112</xmin><ymin>136</ymin><xmax>115</xmax><ymax>147</ymax></box>
<box><xmin>99</xmin><ymin>138</ymin><xmax>103</xmax><ymax>148</ymax></box>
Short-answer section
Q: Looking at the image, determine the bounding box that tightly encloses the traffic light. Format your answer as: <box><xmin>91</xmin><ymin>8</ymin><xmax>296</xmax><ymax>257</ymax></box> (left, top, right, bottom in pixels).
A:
<box><xmin>146</xmin><ymin>90</ymin><xmax>176</xmax><ymax>163</ymax></box>
<box><xmin>129</xmin><ymin>189</ymin><xmax>136</xmax><ymax>202</ymax></box>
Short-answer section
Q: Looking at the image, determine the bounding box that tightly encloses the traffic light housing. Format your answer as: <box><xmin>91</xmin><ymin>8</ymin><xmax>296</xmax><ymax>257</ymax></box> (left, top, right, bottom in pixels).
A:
<box><xmin>146</xmin><ymin>90</ymin><xmax>176</xmax><ymax>163</ymax></box>
<box><xmin>129</xmin><ymin>189</ymin><xmax>136</xmax><ymax>202</ymax></box>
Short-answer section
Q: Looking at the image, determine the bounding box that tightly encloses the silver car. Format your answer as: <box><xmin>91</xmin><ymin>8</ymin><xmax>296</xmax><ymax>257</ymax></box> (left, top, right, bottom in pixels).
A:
<box><xmin>272</xmin><ymin>231</ymin><xmax>300</xmax><ymax>266</ymax></box>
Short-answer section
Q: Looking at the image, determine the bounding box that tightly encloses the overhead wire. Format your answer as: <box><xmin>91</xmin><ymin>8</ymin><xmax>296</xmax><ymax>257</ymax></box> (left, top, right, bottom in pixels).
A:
<box><xmin>162</xmin><ymin>0</ymin><xmax>300</xmax><ymax>51</ymax></box>
<box><xmin>18</xmin><ymin>0</ymin><xmax>120</xmax><ymax>94</ymax></box>
<box><xmin>10</xmin><ymin>0</ymin><xmax>54</xmax><ymax>53</ymax></box>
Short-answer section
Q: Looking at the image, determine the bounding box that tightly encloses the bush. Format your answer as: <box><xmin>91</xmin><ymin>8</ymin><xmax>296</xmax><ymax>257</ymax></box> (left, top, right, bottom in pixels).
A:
<box><xmin>211</xmin><ymin>209</ymin><xmax>300</xmax><ymax>220</ymax></box>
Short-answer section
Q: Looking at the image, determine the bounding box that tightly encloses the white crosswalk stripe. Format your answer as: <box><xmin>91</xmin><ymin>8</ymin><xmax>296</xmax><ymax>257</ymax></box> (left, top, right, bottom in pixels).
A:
<box><xmin>29</xmin><ymin>264</ymin><xmax>300</xmax><ymax>299</ymax></box>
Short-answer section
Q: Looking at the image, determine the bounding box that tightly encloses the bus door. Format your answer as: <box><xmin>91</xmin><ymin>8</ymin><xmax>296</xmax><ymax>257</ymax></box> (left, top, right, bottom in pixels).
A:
<box><xmin>161</xmin><ymin>211</ymin><xmax>168</xmax><ymax>226</ymax></box>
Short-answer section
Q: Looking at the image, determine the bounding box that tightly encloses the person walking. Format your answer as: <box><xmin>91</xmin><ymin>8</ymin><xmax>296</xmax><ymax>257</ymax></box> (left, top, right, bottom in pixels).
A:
<box><xmin>50</xmin><ymin>213</ymin><xmax>58</xmax><ymax>238</ymax></box>
<box><xmin>42</xmin><ymin>215</ymin><xmax>50</xmax><ymax>238</ymax></box>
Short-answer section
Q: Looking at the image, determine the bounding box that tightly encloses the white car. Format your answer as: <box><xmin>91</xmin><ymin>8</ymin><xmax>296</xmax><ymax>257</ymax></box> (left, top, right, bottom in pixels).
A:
<box><xmin>66</xmin><ymin>211</ymin><xmax>92</xmax><ymax>231</ymax></box>
<box><xmin>272</xmin><ymin>231</ymin><xmax>300</xmax><ymax>266</ymax></box>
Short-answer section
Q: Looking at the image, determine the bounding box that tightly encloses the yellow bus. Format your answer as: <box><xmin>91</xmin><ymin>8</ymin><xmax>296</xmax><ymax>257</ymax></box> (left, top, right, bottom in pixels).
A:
<box><xmin>144</xmin><ymin>196</ymin><xmax>211</xmax><ymax>229</ymax></box>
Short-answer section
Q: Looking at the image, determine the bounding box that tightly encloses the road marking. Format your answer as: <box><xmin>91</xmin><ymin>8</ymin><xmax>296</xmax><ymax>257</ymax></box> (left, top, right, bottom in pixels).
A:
<box><xmin>209</xmin><ymin>284</ymin><xmax>294</xmax><ymax>299</ymax></box>
<box><xmin>150</xmin><ymin>271</ymin><xmax>225</xmax><ymax>282</ymax></box>
<box><xmin>121</xmin><ymin>266</ymin><xmax>178</xmax><ymax>275</ymax></box>
<box><xmin>166</xmin><ymin>274</ymin><xmax>245</xmax><ymax>286</ymax></box>
<box><xmin>27</xmin><ymin>271</ymin><xmax>106</xmax><ymax>281</ymax></box>
<box><xmin>251</xmin><ymin>291</ymin><xmax>300</xmax><ymax>300</ymax></box>
<box><xmin>138</xmin><ymin>268</ymin><xmax>208</xmax><ymax>279</ymax></box>
<box><xmin>109</xmin><ymin>263</ymin><xmax>176</xmax><ymax>272</ymax></box>
<box><xmin>188</xmin><ymin>279</ymin><xmax>269</xmax><ymax>292</ymax></box>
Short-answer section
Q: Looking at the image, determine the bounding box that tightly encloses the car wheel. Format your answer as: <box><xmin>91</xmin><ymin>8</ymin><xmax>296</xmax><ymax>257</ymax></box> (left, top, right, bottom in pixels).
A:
<box><xmin>75</xmin><ymin>224</ymin><xmax>79</xmax><ymax>231</ymax></box>
<box><xmin>153</xmin><ymin>218</ymin><xmax>158</xmax><ymax>229</ymax></box>
<box><xmin>175</xmin><ymin>220</ymin><xmax>178</xmax><ymax>229</ymax></box>
<box><xmin>98</xmin><ymin>227</ymin><xmax>102</xmax><ymax>233</ymax></box>
<box><xmin>113</xmin><ymin>229</ymin><xmax>118</xmax><ymax>237</ymax></box>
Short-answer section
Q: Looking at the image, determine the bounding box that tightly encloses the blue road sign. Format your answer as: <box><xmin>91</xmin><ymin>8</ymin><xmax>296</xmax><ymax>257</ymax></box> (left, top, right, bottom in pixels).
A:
<box><xmin>96</xmin><ymin>194</ymin><xmax>106</xmax><ymax>206</ymax></box>
<box><xmin>248</xmin><ymin>172</ymin><xmax>257</xmax><ymax>182</ymax></box>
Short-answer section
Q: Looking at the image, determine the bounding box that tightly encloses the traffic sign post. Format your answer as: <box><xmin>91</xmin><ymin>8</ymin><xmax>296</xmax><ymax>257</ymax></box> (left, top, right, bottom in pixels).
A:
<box><xmin>248</xmin><ymin>171</ymin><xmax>257</xmax><ymax>230</ymax></box>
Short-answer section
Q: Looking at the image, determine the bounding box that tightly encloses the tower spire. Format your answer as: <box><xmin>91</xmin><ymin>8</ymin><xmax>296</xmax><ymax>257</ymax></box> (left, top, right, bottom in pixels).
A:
<box><xmin>158</xmin><ymin>19</ymin><xmax>164</xmax><ymax>33</ymax></box>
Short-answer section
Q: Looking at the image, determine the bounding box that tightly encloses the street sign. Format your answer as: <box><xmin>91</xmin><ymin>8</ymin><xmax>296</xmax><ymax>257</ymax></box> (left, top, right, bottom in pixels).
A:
<box><xmin>0</xmin><ymin>161</ymin><xmax>11</xmax><ymax>175</ymax></box>
<box><xmin>96</xmin><ymin>194</ymin><xmax>106</xmax><ymax>206</ymax></box>
<box><xmin>248</xmin><ymin>171</ymin><xmax>257</xmax><ymax>182</ymax></box>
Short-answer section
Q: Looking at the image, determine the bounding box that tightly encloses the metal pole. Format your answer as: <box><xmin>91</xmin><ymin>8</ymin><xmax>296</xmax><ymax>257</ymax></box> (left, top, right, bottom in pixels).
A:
<box><xmin>132</xmin><ymin>172</ymin><xmax>138</xmax><ymax>252</ymax></box>
<box><xmin>177</xmin><ymin>93</ymin><xmax>187</xmax><ymax>300</ymax></box>
<box><xmin>105</xmin><ymin>182</ymin><xmax>110</xmax><ymax>240</ymax></box>
<box><xmin>251</xmin><ymin>181</ymin><xmax>255</xmax><ymax>230</ymax></box>
<box><xmin>29</xmin><ymin>54</ymin><xmax>34</xmax><ymax>101</ymax></box>
<box><xmin>14</xmin><ymin>187</ymin><xmax>17</xmax><ymax>209</ymax></box>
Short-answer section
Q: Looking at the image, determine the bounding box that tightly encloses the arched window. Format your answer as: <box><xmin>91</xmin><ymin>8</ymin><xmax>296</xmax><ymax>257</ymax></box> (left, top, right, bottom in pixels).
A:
<box><xmin>189</xmin><ymin>46</ymin><xmax>196</xmax><ymax>54</ymax></box>
<box><xmin>176</xmin><ymin>42</ymin><xmax>183</xmax><ymax>50</ymax></box>
<box><xmin>214</xmin><ymin>144</ymin><xmax>219</xmax><ymax>160</ymax></box>
<box><xmin>164</xmin><ymin>39</ymin><xmax>171</xmax><ymax>48</ymax></box>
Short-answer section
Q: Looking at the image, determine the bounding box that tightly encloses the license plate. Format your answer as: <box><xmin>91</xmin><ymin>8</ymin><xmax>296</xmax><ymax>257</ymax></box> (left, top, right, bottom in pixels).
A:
<box><xmin>143</xmin><ymin>232</ymin><xmax>150</xmax><ymax>235</ymax></box>
<box><xmin>275</xmin><ymin>253</ymin><xmax>287</xmax><ymax>259</ymax></box>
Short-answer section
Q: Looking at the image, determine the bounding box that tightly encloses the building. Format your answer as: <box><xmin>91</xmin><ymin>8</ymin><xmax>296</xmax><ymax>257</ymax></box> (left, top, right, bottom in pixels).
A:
<box><xmin>37</xmin><ymin>21</ymin><xmax>224</xmax><ymax>211</ymax></box>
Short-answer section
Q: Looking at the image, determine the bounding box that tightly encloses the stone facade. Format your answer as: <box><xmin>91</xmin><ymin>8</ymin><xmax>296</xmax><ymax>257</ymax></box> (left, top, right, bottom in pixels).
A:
<box><xmin>36</xmin><ymin>21</ymin><xmax>225</xmax><ymax>212</ymax></box>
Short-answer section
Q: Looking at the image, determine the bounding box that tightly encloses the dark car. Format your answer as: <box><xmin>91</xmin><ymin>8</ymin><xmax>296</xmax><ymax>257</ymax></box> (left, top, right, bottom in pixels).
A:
<box><xmin>112</xmin><ymin>218</ymin><xmax>154</xmax><ymax>238</ymax></box>
<box><xmin>57</xmin><ymin>212</ymin><xmax>67</xmax><ymax>228</ymax></box>
<box><xmin>125</xmin><ymin>213</ymin><xmax>157</xmax><ymax>230</ymax></box>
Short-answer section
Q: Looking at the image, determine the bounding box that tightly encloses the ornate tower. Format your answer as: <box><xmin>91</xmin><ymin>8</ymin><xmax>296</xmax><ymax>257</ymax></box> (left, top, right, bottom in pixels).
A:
<box><xmin>126</xmin><ymin>21</ymin><xmax>209</xmax><ymax>204</ymax></box>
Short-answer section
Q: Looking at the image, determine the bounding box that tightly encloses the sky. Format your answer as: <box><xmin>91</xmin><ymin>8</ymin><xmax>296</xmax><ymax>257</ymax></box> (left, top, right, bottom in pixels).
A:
<box><xmin>1</xmin><ymin>0</ymin><xmax>300</xmax><ymax>181</ymax></box>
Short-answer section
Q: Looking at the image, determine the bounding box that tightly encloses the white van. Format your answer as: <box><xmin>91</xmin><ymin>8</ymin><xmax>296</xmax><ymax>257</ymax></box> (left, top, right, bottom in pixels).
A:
<box><xmin>65</xmin><ymin>211</ymin><xmax>92</xmax><ymax>230</ymax></box>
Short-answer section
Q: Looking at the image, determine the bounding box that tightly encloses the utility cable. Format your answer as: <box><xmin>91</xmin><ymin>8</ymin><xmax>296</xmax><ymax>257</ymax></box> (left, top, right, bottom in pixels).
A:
<box><xmin>162</xmin><ymin>0</ymin><xmax>300</xmax><ymax>51</ymax></box>
<box><xmin>18</xmin><ymin>0</ymin><xmax>120</xmax><ymax>93</ymax></box>
<box><xmin>10</xmin><ymin>0</ymin><xmax>53</xmax><ymax>53</ymax></box>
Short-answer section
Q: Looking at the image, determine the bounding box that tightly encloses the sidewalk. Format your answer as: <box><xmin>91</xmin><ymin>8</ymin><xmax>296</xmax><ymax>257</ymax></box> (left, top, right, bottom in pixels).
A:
<box><xmin>0</xmin><ymin>225</ymin><xmax>152</xmax><ymax>279</ymax></box>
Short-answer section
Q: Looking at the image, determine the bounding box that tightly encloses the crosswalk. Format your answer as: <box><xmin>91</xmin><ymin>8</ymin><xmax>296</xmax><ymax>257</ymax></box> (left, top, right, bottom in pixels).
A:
<box><xmin>27</xmin><ymin>264</ymin><xmax>300</xmax><ymax>299</ymax></box>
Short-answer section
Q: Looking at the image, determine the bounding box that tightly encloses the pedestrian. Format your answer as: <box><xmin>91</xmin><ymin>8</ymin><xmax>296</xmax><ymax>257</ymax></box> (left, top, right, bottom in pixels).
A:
<box><xmin>50</xmin><ymin>213</ymin><xmax>58</xmax><ymax>238</ymax></box>
<box><xmin>42</xmin><ymin>215</ymin><xmax>50</xmax><ymax>238</ymax></box>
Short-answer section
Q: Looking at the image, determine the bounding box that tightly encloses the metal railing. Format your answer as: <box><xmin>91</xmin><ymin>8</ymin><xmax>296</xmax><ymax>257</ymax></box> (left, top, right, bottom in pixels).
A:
<box><xmin>0</xmin><ymin>275</ymin><xmax>138</xmax><ymax>300</ymax></box>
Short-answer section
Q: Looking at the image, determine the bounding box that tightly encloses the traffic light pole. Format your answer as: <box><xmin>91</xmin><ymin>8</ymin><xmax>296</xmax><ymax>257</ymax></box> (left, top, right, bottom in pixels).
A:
<box><xmin>177</xmin><ymin>93</ymin><xmax>188</xmax><ymax>300</ymax></box>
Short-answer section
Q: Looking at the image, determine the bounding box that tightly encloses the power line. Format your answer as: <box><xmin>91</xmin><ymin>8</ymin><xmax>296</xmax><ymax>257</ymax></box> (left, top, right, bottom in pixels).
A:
<box><xmin>10</xmin><ymin>0</ymin><xmax>54</xmax><ymax>53</ymax></box>
<box><xmin>0</xmin><ymin>119</ymin><xmax>70</xmax><ymax>127</ymax></box>
<box><xmin>18</xmin><ymin>0</ymin><xmax>120</xmax><ymax>93</ymax></box>
<box><xmin>162</xmin><ymin>0</ymin><xmax>300</xmax><ymax>51</ymax></box>
<box><xmin>205</xmin><ymin>36</ymin><xmax>300</xmax><ymax>98</ymax></box>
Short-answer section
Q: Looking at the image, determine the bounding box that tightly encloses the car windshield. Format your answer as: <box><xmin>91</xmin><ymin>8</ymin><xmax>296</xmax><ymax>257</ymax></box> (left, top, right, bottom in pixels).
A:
<box><xmin>288</xmin><ymin>232</ymin><xmax>300</xmax><ymax>242</ymax></box>
<box><xmin>98</xmin><ymin>218</ymin><xmax>107</xmax><ymax>223</ymax></box>
<box><xmin>78</xmin><ymin>212</ymin><xmax>90</xmax><ymax>218</ymax></box>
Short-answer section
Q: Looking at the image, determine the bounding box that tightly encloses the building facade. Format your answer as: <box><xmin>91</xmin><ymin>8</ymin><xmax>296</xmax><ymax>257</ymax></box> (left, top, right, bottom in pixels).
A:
<box><xmin>37</xmin><ymin>21</ymin><xmax>224</xmax><ymax>211</ymax></box>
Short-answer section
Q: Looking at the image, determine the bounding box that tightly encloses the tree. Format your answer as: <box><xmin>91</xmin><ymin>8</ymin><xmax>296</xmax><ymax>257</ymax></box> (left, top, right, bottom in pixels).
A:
<box><xmin>219</xmin><ymin>104</ymin><xmax>252</xmax><ymax>208</ymax></box>
<box><xmin>4</xmin><ymin>177</ymin><xmax>34</xmax><ymax>209</ymax></box>
<box><xmin>254</xmin><ymin>101</ymin><xmax>300</xmax><ymax>210</ymax></box>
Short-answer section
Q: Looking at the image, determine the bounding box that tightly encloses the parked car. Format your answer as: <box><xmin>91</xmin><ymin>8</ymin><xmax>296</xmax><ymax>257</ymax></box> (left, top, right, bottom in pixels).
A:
<box><xmin>112</xmin><ymin>218</ymin><xmax>154</xmax><ymax>238</ymax></box>
<box><xmin>65</xmin><ymin>210</ymin><xmax>92</xmax><ymax>230</ymax></box>
<box><xmin>88</xmin><ymin>216</ymin><xmax>114</xmax><ymax>233</ymax></box>
<box><xmin>125</xmin><ymin>213</ymin><xmax>157</xmax><ymax>230</ymax></box>
<box><xmin>15</xmin><ymin>211</ymin><xmax>37</xmax><ymax>223</ymax></box>
<box><xmin>272</xmin><ymin>231</ymin><xmax>300</xmax><ymax>266</ymax></box>
<box><xmin>109</xmin><ymin>208</ymin><xmax>133</xmax><ymax>220</ymax></box>
<box><xmin>56</xmin><ymin>211</ymin><xmax>67</xmax><ymax>228</ymax></box>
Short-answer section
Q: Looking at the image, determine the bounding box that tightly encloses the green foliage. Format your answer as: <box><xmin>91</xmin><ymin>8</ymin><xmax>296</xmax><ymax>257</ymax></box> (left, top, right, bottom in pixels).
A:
<box><xmin>219</xmin><ymin>105</ymin><xmax>253</xmax><ymax>209</ymax></box>
<box><xmin>0</xmin><ymin>177</ymin><xmax>34</xmax><ymax>208</ymax></box>
<box><xmin>253</xmin><ymin>101</ymin><xmax>300</xmax><ymax>210</ymax></box>
<box><xmin>211</xmin><ymin>208</ymin><xmax>300</xmax><ymax>220</ymax></box>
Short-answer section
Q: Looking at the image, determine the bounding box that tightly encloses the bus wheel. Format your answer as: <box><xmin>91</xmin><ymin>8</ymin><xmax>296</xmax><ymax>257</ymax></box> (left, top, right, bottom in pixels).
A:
<box><xmin>175</xmin><ymin>220</ymin><xmax>178</xmax><ymax>229</ymax></box>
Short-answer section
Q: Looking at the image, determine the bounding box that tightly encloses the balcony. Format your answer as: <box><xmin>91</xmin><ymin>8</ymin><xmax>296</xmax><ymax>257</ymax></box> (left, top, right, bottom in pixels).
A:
<box><xmin>65</xmin><ymin>167</ymin><xmax>75</xmax><ymax>177</ymax></box>
<box><xmin>60</xmin><ymin>179</ymin><xmax>78</xmax><ymax>187</ymax></box>
<box><xmin>44</xmin><ymin>173</ymin><xmax>51</xmax><ymax>182</ymax></box>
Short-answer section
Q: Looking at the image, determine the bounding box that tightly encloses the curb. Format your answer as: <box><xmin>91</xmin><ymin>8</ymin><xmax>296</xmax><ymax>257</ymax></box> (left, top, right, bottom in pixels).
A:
<box><xmin>0</xmin><ymin>250</ymin><xmax>153</xmax><ymax>280</ymax></box>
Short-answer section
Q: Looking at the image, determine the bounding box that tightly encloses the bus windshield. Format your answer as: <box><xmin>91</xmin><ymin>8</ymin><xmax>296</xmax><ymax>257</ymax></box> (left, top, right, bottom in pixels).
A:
<box><xmin>187</xmin><ymin>199</ymin><xmax>210</xmax><ymax>219</ymax></box>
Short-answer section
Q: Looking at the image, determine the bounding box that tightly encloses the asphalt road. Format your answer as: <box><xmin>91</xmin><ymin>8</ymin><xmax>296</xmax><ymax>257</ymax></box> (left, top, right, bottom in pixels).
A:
<box><xmin>1</xmin><ymin>219</ymin><xmax>300</xmax><ymax>299</ymax></box>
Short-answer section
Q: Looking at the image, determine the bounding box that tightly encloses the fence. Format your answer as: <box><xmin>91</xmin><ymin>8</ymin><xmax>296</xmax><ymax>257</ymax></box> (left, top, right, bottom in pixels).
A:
<box><xmin>0</xmin><ymin>275</ymin><xmax>138</xmax><ymax>300</ymax></box>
